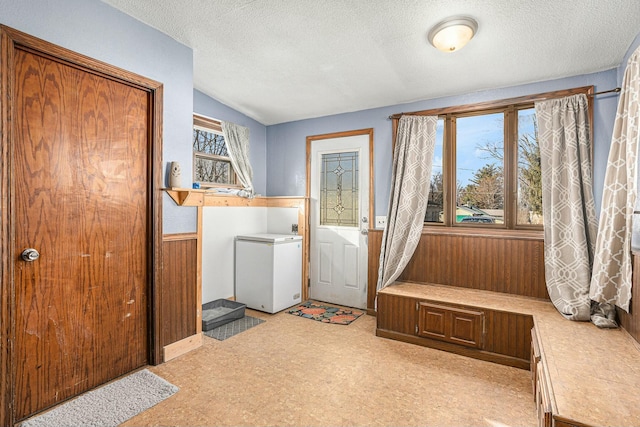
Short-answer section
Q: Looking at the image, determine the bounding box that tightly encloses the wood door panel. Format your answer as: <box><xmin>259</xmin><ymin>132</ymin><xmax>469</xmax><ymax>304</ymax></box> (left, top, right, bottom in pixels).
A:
<box><xmin>14</xmin><ymin>48</ymin><xmax>149</xmax><ymax>420</ymax></box>
<box><xmin>449</xmin><ymin>311</ymin><xmax>480</xmax><ymax>347</ymax></box>
<box><xmin>418</xmin><ymin>302</ymin><xmax>484</xmax><ymax>349</ymax></box>
<box><xmin>419</xmin><ymin>305</ymin><xmax>447</xmax><ymax>338</ymax></box>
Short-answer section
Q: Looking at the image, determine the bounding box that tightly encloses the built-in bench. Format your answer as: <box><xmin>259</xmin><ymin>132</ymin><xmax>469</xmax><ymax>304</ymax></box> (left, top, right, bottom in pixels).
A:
<box><xmin>376</xmin><ymin>281</ymin><xmax>640</xmax><ymax>427</ymax></box>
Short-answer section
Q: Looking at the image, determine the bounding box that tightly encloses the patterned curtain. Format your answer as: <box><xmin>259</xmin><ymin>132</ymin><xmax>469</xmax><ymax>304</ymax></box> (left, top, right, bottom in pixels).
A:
<box><xmin>535</xmin><ymin>94</ymin><xmax>598</xmax><ymax>321</ymax></box>
<box><xmin>590</xmin><ymin>47</ymin><xmax>640</xmax><ymax>314</ymax></box>
<box><xmin>222</xmin><ymin>121</ymin><xmax>254</xmax><ymax>197</ymax></box>
<box><xmin>376</xmin><ymin>115</ymin><xmax>437</xmax><ymax>292</ymax></box>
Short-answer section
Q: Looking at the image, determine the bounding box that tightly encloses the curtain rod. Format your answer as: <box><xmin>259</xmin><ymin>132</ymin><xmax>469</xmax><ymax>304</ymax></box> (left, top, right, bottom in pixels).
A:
<box><xmin>589</xmin><ymin>87</ymin><xmax>621</xmax><ymax>97</ymax></box>
<box><xmin>387</xmin><ymin>87</ymin><xmax>622</xmax><ymax>120</ymax></box>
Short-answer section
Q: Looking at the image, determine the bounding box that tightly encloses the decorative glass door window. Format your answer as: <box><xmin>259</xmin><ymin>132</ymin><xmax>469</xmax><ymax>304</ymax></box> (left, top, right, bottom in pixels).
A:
<box><xmin>320</xmin><ymin>151</ymin><xmax>359</xmax><ymax>227</ymax></box>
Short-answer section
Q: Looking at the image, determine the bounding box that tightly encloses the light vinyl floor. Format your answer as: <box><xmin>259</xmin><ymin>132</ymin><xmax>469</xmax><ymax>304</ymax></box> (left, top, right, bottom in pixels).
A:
<box><xmin>124</xmin><ymin>308</ymin><xmax>537</xmax><ymax>427</ymax></box>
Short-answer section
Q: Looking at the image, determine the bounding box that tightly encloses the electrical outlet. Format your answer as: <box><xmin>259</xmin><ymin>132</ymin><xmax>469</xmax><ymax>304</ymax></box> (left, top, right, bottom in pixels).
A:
<box><xmin>292</xmin><ymin>224</ymin><xmax>299</xmax><ymax>233</ymax></box>
<box><xmin>375</xmin><ymin>216</ymin><xmax>387</xmax><ymax>229</ymax></box>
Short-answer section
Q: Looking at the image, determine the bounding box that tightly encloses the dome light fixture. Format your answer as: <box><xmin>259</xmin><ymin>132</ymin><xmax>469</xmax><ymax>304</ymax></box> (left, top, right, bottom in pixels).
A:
<box><xmin>428</xmin><ymin>16</ymin><xmax>478</xmax><ymax>53</ymax></box>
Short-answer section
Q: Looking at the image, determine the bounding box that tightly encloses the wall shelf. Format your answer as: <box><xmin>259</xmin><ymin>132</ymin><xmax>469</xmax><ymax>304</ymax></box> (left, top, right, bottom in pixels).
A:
<box><xmin>164</xmin><ymin>188</ymin><xmax>207</xmax><ymax>206</ymax></box>
<box><xmin>165</xmin><ymin>189</ymin><xmax>307</xmax><ymax>208</ymax></box>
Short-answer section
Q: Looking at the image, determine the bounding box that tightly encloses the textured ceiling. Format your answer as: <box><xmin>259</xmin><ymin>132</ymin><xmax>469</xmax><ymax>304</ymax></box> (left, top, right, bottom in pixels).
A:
<box><xmin>101</xmin><ymin>0</ymin><xmax>640</xmax><ymax>125</ymax></box>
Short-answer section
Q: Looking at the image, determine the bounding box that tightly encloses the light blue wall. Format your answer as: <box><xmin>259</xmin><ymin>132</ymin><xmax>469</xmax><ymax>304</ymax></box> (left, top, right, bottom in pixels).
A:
<box><xmin>3</xmin><ymin>0</ymin><xmax>632</xmax><ymax>226</ymax></box>
<box><xmin>267</xmin><ymin>70</ymin><xmax>620</xmax><ymax>217</ymax></box>
<box><xmin>618</xmin><ymin>31</ymin><xmax>640</xmax><ymax>84</ymax></box>
<box><xmin>193</xmin><ymin>90</ymin><xmax>267</xmax><ymax>196</ymax></box>
<box><xmin>0</xmin><ymin>0</ymin><xmax>197</xmax><ymax>233</ymax></box>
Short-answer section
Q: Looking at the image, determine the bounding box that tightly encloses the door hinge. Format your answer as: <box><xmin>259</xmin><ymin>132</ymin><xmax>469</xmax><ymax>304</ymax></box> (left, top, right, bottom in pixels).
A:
<box><xmin>415</xmin><ymin>324</ymin><xmax>419</xmax><ymax>334</ymax></box>
<box><xmin>307</xmin><ymin>278</ymin><xmax>311</xmax><ymax>288</ymax></box>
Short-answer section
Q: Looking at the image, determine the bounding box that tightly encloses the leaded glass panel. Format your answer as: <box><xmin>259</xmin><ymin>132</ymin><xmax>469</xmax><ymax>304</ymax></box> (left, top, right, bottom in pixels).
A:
<box><xmin>320</xmin><ymin>151</ymin><xmax>359</xmax><ymax>227</ymax></box>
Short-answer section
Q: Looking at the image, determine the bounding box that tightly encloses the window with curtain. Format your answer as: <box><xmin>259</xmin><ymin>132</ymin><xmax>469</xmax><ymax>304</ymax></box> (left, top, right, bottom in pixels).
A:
<box><xmin>419</xmin><ymin>88</ymin><xmax>592</xmax><ymax>230</ymax></box>
<box><xmin>192</xmin><ymin>114</ymin><xmax>240</xmax><ymax>188</ymax></box>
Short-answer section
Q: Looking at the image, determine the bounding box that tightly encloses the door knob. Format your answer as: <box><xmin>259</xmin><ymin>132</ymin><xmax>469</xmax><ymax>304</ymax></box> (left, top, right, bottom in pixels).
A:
<box><xmin>361</xmin><ymin>229</ymin><xmax>368</xmax><ymax>235</ymax></box>
<box><xmin>21</xmin><ymin>248</ymin><xmax>40</xmax><ymax>262</ymax></box>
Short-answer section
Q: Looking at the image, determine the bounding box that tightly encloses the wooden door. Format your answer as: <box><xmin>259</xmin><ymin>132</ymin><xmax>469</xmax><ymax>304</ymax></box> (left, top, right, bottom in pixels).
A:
<box><xmin>0</xmin><ymin>26</ymin><xmax>163</xmax><ymax>424</ymax></box>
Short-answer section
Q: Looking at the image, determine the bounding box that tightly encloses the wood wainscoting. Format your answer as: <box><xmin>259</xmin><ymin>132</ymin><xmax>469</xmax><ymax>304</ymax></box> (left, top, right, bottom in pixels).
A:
<box><xmin>367</xmin><ymin>227</ymin><xmax>548</xmax><ymax>312</ymax></box>
<box><xmin>162</xmin><ymin>234</ymin><xmax>198</xmax><ymax>347</ymax></box>
<box><xmin>161</xmin><ymin>233</ymin><xmax>202</xmax><ymax>361</ymax></box>
<box><xmin>618</xmin><ymin>252</ymin><xmax>640</xmax><ymax>344</ymax></box>
<box><xmin>367</xmin><ymin>229</ymin><xmax>384</xmax><ymax>313</ymax></box>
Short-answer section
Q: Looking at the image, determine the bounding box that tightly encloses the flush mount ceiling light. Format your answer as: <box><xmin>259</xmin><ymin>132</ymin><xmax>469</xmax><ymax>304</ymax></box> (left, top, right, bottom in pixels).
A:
<box><xmin>428</xmin><ymin>16</ymin><xmax>478</xmax><ymax>53</ymax></box>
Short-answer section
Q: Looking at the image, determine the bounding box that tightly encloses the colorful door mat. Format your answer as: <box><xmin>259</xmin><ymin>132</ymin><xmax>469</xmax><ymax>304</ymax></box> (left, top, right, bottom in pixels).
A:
<box><xmin>287</xmin><ymin>301</ymin><xmax>364</xmax><ymax>325</ymax></box>
<box><xmin>203</xmin><ymin>315</ymin><xmax>265</xmax><ymax>341</ymax></box>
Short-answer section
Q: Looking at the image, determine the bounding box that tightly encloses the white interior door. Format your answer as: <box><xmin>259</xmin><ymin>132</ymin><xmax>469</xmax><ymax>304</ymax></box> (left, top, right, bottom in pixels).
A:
<box><xmin>310</xmin><ymin>134</ymin><xmax>369</xmax><ymax>309</ymax></box>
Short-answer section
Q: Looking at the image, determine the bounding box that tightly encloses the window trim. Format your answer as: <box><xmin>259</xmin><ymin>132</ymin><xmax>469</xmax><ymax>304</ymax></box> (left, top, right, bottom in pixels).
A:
<box><xmin>391</xmin><ymin>85</ymin><xmax>594</xmax><ymax>230</ymax></box>
<box><xmin>192</xmin><ymin>113</ymin><xmax>240</xmax><ymax>189</ymax></box>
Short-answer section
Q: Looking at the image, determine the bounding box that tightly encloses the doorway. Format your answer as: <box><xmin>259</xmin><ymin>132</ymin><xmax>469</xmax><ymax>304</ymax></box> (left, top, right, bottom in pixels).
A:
<box><xmin>307</xmin><ymin>129</ymin><xmax>373</xmax><ymax>309</ymax></box>
<box><xmin>0</xmin><ymin>26</ymin><xmax>163</xmax><ymax>425</ymax></box>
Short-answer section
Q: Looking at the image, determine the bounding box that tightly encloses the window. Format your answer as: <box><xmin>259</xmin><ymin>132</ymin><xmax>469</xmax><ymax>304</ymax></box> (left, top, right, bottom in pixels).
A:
<box><xmin>425</xmin><ymin>119</ymin><xmax>444</xmax><ymax>223</ymax></box>
<box><xmin>516</xmin><ymin>108</ymin><xmax>542</xmax><ymax>225</ymax></box>
<box><xmin>416</xmin><ymin>87</ymin><xmax>593</xmax><ymax>229</ymax></box>
<box><xmin>192</xmin><ymin>114</ymin><xmax>238</xmax><ymax>188</ymax></box>
<box><xmin>455</xmin><ymin>111</ymin><xmax>505</xmax><ymax>225</ymax></box>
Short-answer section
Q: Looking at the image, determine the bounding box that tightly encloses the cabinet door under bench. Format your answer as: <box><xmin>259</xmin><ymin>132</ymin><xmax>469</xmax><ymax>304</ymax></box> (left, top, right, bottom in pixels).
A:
<box><xmin>418</xmin><ymin>302</ymin><xmax>485</xmax><ymax>349</ymax></box>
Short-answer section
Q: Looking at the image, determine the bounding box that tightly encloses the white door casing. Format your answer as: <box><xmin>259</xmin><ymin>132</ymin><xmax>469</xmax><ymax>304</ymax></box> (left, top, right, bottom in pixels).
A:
<box><xmin>309</xmin><ymin>133</ymin><xmax>370</xmax><ymax>309</ymax></box>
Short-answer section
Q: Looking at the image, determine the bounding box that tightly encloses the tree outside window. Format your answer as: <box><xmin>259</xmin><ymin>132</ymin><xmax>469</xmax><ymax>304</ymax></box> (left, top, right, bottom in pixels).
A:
<box><xmin>192</xmin><ymin>114</ymin><xmax>238</xmax><ymax>188</ymax></box>
<box><xmin>422</xmin><ymin>106</ymin><xmax>544</xmax><ymax>229</ymax></box>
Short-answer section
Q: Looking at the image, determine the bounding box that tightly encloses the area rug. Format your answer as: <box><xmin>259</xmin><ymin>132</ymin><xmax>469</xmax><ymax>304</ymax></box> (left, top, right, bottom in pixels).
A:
<box><xmin>287</xmin><ymin>301</ymin><xmax>364</xmax><ymax>325</ymax></box>
<box><xmin>21</xmin><ymin>369</ymin><xmax>178</xmax><ymax>427</ymax></box>
<box><xmin>203</xmin><ymin>315</ymin><xmax>265</xmax><ymax>341</ymax></box>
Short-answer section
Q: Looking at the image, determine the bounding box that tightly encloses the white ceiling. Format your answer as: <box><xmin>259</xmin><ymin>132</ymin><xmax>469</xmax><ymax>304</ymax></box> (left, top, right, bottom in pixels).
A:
<box><xmin>101</xmin><ymin>0</ymin><xmax>640</xmax><ymax>125</ymax></box>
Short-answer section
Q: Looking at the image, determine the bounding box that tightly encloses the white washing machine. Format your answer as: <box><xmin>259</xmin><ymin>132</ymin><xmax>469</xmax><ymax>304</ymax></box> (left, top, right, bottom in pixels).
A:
<box><xmin>235</xmin><ymin>233</ymin><xmax>303</xmax><ymax>313</ymax></box>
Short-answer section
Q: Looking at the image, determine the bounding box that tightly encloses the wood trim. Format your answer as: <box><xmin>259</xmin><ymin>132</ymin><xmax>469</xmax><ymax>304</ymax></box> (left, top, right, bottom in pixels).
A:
<box><xmin>163</xmin><ymin>333</ymin><xmax>203</xmax><ymax>362</ymax></box>
<box><xmin>166</xmin><ymin>188</ymin><xmax>206</xmax><ymax>206</ymax></box>
<box><xmin>193</xmin><ymin>113</ymin><xmax>223</xmax><ymax>133</ymax></box>
<box><xmin>151</xmin><ymin>79</ymin><xmax>164</xmax><ymax>367</ymax></box>
<box><xmin>367</xmin><ymin>229</ymin><xmax>383</xmax><ymax>312</ymax></box>
<box><xmin>0</xmin><ymin>26</ymin><xmax>14</xmax><ymax>427</ymax></box>
<box><xmin>0</xmin><ymin>25</ymin><xmax>163</xmax><ymax>426</ymax></box>
<box><xmin>196</xmin><ymin>207</ymin><xmax>203</xmax><ymax>335</ymax></box>
<box><xmin>375</xmin><ymin>329</ymin><xmax>529</xmax><ymax>370</ymax></box>
<box><xmin>619</xmin><ymin>252</ymin><xmax>640</xmax><ymax>344</ymax></box>
<box><xmin>163</xmin><ymin>233</ymin><xmax>198</xmax><ymax>241</ymax></box>
<box><xmin>552</xmin><ymin>415</ymin><xmax>594</xmax><ymax>427</ymax></box>
<box><xmin>1</xmin><ymin>26</ymin><xmax>162</xmax><ymax>91</ymax></box>
<box><xmin>205</xmin><ymin>195</ymin><xmax>266</xmax><ymax>207</ymax></box>
<box><xmin>421</xmin><ymin>225</ymin><xmax>544</xmax><ymax>241</ymax></box>
<box><xmin>390</xmin><ymin>86</ymin><xmax>594</xmax><ymax>118</ymax></box>
<box><xmin>166</xmin><ymin>190</ymin><xmax>309</xmax><ymax>209</ymax></box>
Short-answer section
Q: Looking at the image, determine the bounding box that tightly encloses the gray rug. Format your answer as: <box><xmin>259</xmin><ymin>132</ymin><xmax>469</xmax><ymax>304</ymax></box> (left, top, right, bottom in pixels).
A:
<box><xmin>21</xmin><ymin>369</ymin><xmax>178</xmax><ymax>427</ymax></box>
<box><xmin>204</xmin><ymin>315</ymin><xmax>265</xmax><ymax>340</ymax></box>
